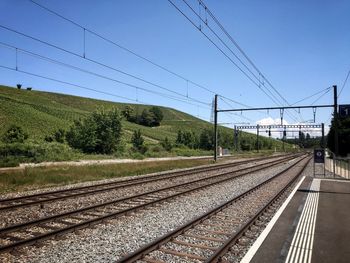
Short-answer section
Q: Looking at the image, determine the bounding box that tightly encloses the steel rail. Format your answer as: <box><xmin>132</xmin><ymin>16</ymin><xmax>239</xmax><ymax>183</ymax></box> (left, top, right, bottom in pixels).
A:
<box><xmin>0</xmin><ymin>155</ymin><xmax>288</xmax><ymax>211</ymax></box>
<box><xmin>206</xmin><ymin>157</ymin><xmax>311</xmax><ymax>262</ymax></box>
<box><xmin>118</xmin><ymin>155</ymin><xmax>310</xmax><ymax>262</ymax></box>
<box><xmin>0</xmin><ymin>154</ymin><xmax>302</xmax><ymax>253</ymax></box>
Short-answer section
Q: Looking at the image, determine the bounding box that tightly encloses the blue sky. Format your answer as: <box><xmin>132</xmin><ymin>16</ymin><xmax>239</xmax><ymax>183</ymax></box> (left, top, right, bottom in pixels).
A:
<box><xmin>0</xmin><ymin>0</ymin><xmax>349</xmax><ymax>137</ymax></box>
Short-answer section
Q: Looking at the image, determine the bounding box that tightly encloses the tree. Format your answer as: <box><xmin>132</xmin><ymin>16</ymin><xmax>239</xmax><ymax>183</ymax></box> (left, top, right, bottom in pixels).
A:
<box><xmin>176</xmin><ymin>130</ymin><xmax>183</xmax><ymax>145</ymax></box>
<box><xmin>16</xmin><ymin>84</ymin><xmax>22</xmax><ymax>90</ymax></box>
<box><xmin>66</xmin><ymin>108</ymin><xmax>122</xmax><ymax>154</ymax></box>
<box><xmin>54</xmin><ymin>129</ymin><xmax>66</xmax><ymax>143</ymax></box>
<box><xmin>199</xmin><ymin>129</ymin><xmax>213</xmax><ymax>150</ymax></box>
<box><xmin>161</xmin><ymin>137</ymin><xmax>172</xmax><ymax>151</ymax></box>
<box><xmin>327</xmin><ymin>117</ymin><xmax>350</xmax><ymax>156</ymax></box>
<box><xmin>149</xmin><ymin>106</ymin><xmax>163</xmax><ymax>126</ymax></box>
<box><xmin>139</xmin><ymin>109</ymin><xmax>154</xmax><ymax>127</ymax></box>
<box><xmin>122</xmin><ymin>106</ymin><xmax>135</xmax><ymax>121</ymax></box>
<box><xmin>2</xmin><ymin>125</ymin><xmax>28</xmax><ymax>143</ymax></box>
<box><xmin>131</xmin><ymin>129</ymin><xmax>147</xmax><ymax>153</ymax></box>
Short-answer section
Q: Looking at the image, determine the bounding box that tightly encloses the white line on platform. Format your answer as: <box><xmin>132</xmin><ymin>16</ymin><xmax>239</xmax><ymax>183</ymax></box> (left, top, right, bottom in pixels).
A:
<box><xmin>240</xmin><ymin>176</ymin><xmax>306</xmax><ymax>263</ymax></box>
<box><xmin>285</xmin><ymin>178</ymin><xmax>320</xmax><ymax>263</ymax></box>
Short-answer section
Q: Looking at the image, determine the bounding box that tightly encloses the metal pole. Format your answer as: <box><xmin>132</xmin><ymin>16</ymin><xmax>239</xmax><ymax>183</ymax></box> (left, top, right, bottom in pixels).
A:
<box><xmin>256</xmin><ymin>124</ymin><xmax>259</xmax><ymax>153</ymax></box>
<box><xmin>214</xmin><ymin>94</ymin><xmax>218</xmax><ymax>162</ymax></box>
<box><xmin>234</xmin><ymin>125</ymin><xmax>238</xmax><ymax>152</ymax></box>
<box><xmin>321</xmin><ymin>123</ymin><xmax>325</xmax><ymax>148</ymax></box>
<box><xmin>334</xmin><ymin>85</ymin><xmax>338</xmax><ymax>156</ymax></box>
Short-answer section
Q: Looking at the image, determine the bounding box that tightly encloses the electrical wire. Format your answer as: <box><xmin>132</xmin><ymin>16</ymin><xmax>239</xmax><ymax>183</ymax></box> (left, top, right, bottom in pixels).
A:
<box><xmin>182</xmin><ymin>0</ymin><xmax>286</xmax><ymax>107</ymax></box>
<box><xmin>339</xmin><ymin>69</ymin><xmax>350</xmax><ymax>98</ymax></box>
<box><xmin>168</xmin><ymin>0</ymin><xmax>300</xmax><ymax>123</ymax></box>
<box><xmin>291</xmin><ymin>87</ymin><xmax>332</xmax><ymax>105</ymax></box>
<box><xmin>29</xmin><ymin>0</ymin><xmax>237</xmax><ymax>103</ymax></box>
<box><xmin>197</xmin><ymin>0</ymin><xmax>303</xmax><ymax>122</ymax></box>
<box><xmin>0</xmin><ymin>24</ymin><xmax>211</xmax><ymax>108</ymax></box>
<box><xmin>28</xmin><ymin>0</ymin><xmax>297</xmax><ymax>124</ymax></box>
<box><xmin>0</xmin><ymin>42</ymin><xmax>211</xmax><ymax>111</ymax></box>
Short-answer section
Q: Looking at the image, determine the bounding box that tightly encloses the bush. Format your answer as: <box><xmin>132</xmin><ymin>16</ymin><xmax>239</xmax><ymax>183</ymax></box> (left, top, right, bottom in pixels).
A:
<box><xmin>149</xmin><ymin>106</ymin><xmax>163</xmax><ymax>126</ymax></box>
<box><xmin>161</xmin><ymin>137</ymin><xmax>173</xmax><ymax>151</ymax></box>
<box><xmin>2</xmin><ymin>125</ymin><xmax>28</xmax><ymax>143</ymax></box>
<box><xmin>327</xmin><ymin>117</ymin><xmax>350</xmax><ymax>156</ymax></box>
<box><xmin>45</xmin><ymin>129</ymin><xmax>66</xmax><ymax>143</ymax></box>
<box><xmin>66</xmin><ymin>108</ymin><xmax>122</xmax><ymax>154</ymax></box>
<box><xmin>0</xmin><ymin>142</ymin><xmax>79</xmax><ymax>167</ymax></box>
<box><xmin>122</xmin><ymin>106</ymin><xmax>163</xmax><ymax>127</ymax></box>
<box><xmin>131</xmin><ymin>130</ymin><xmax>147</xmax><ymax>154</ymax></box>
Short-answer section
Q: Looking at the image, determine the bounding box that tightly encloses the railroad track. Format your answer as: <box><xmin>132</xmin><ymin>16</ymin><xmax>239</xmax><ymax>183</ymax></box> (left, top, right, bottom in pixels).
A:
<box><xmin>118</xmin><ymin>155</ymin><xmax>310</xmax><ymax>262</ymax></box>
<box><xmin>0</xmin><ymin>154</ymin><xmax>302</xmax><ymax>253</ymax></box>
<box><xmin>0</xmin><ymin>154</ymin><xmax>290</xmax><ymax>211</ymax></box>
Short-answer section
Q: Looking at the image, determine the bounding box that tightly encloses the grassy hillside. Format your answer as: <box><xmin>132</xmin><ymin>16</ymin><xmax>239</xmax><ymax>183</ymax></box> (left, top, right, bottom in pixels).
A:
<box><xmin>0</xmin><ymin>85</ymin><xmax>213</xmax><ymax>143</ymax></box>
<box><xmin>0</xmin><ymin>84</ymin><xmax>292</xmax><ymax>163</ymax></box>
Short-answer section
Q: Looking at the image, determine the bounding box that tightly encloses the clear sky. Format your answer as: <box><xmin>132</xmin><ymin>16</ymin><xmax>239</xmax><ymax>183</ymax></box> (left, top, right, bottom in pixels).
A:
<box><xmin>0</xmin><ymin>0</ymin><xmax>349</xmax><ymax>138</ymax></box>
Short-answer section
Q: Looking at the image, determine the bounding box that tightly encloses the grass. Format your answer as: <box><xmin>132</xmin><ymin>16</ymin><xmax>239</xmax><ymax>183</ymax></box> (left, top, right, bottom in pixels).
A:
<box><xmin>0</xmin><ymin>158</ymin><xmax>218</xmax><ymax>194</ymax></box>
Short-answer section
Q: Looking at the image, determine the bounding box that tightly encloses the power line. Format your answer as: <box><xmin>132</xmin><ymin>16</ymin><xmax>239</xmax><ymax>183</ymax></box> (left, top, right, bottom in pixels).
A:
<box><xmin>339</xmin><ymin>69</ymin><xmax>350</xmax><ymax>98</ymax></box>
<box><xmin>168</xmin><ymin>0</ymin><xmax>300</xmax><ymax>123</ymax></box>
<box><xmin>182</xmin><ymin>0</ymin><xmax>286</xmax><ymax>107</ymax></box>
<box><xmin>0</xmin><ymin>24</ymin><xmax>211</xmax><ymax>108</ymax></box>
<box><xmin>168</xmin><ymin>0</ymin><xmax>282</xmax><ymax>107</ymax></box>
<box><xmin>196</xmin><ymin>0</ymin><xmax>303</xmax><ymax>122</ymax></box>
<box><xmin>291</xmin><ymin>87</ymin><xmax>331</xmax><ymax>105</ymax></box>
<box><xmin>28</xmin><ymin>0</ymin><xmax>296</xmax><ymax>123</ymax></box>
<box><xmin>0</xmin><ymin>65</ymin><xmax>139</xmax><ymax>103</ymax></box>
<box><xmin>29</xmin><ymin>0</ymin><xmax>238</xmax><ymax>103</ymax></box>
<box><xmin>0</xmin><ymin>42</ymin><xmax>211</xmax><ymax>110</ymax></box>
<box><xmin>0</xmin><ymin>64</ymin><xmax>214</xmax><ymax>111</ymax></box>
<box><xmin>198</xmin><ymin>0</ymin><xmax>294</xmax><ymax>108</ymax></box>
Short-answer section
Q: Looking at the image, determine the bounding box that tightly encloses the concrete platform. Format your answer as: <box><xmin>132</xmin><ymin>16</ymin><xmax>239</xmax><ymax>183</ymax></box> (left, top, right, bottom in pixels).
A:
<box><xmin>241</xmin><ymin>176</ymin><xmax>350</xmax><ymax>263</ymax></box>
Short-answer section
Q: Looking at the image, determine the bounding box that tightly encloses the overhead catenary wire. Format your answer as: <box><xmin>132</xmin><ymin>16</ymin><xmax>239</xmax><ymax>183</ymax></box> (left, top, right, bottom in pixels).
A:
<box><xmin>339</xmin><ymin>69</ymin><xmax>350</xmax><ymax>98</ymax></box>
<box><xmin>0</xmin><ymin>24</ymin><xmax>211</xmax><ymax>108</ymax></box>
<box><xmin>168</xmin><ymin>0</ymin><xmax>300</xmax><ymax>123</ymax></box>
<box><xmin>29</xmin><ymin>0</ymin><xmax>301</xmax><ymax>124</ymax></box>
<box><xmin>195</xmin><ymin>0</ymin><xmax>304</xmax><ymax>122</ymax></box>
<box><xmin>182</xmin><ymin>0</ymin><xmax>286</xmax><ymax>107</ymax></box>
<box><xmin>198</xmin><ymin>0</ymin><xmax>298</xmax><ymax>109</ymax></box>
<box><xmin>0</xmin><ymin>64</ymin><xmax>215</xmax><ymax>112</ymax></box>
<box><xmin>291</xmin><ymin>86</ymin><xmax>332</xmax><ymax>105</ymax></box>
<box><xmin>28</xmin><ymin>0</ymin><xmax>235</xmax><ymax>103</ymax></box>
<box><xmin>168</xmin><ymin>0</ymin><xmax>283</xmax><ymax>108</ymax></box>
<box><xmin>0</xmin><ymin>42</ymin><xmax>211</xmax><ymax>111</ymax></box>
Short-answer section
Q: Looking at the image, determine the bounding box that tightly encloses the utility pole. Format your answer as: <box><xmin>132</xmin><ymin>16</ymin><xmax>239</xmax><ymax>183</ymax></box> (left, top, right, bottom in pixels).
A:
<box><xmin>333</xmin><ymin>85</ymin><xmax>338</xmax><ymax>156</ymax></box>
<box><xmin>321</xmin><ymin>123</ymin><xmax>325</xmax><ymax>148</ymax></box>
<box><xmin>214</xmin><ymin>94</ymin><xmax>218</xmax><ymax>162</ymax></box>
<box><xmin>256</xmin><ymin>124</ymin><xmax>260</xmax><ymax>153</ymax></box>
<box><xmin>234</xmin><ymin>125</ymin><xmax>238</xmax><ymax>152</ymax></box>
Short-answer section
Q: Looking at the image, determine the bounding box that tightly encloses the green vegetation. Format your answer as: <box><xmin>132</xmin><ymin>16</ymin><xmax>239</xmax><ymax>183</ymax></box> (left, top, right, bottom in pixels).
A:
<box><xmin>0</xmin><ymin>158</ymin><xmax>214</xmax><ymax>194</ymax></box>
<box><xmin>286</xmin><ymin>132</ymin><xmax>322</xmax><ymax>149</ymax></box>
<box><xmin>121</xmin><ymin>105</ymin><xmax>164</xmax><ymax>127</ymax></box>
<box><xmin>2</xmin><ymin>125</ymin><xmax>28</xmax><ymax>143</ymax></box>
<box><xmin>0</xmin><ymin>85</ymin><xmax>293</xmax><ymax>167</ymax></box>
<box><xmin>131</xmin><ymin>130</ymin><xmax>147</xmax><ymax>154</ymax></box>
<box><xmin>66</xmin><ymin>108</ymin><xmax>122</xmax><ymax>154</ymax></box>
<box><xmin>327</xmin><ymin>117</ymin><xmax>350</xmax><ymax>156</ymax></box>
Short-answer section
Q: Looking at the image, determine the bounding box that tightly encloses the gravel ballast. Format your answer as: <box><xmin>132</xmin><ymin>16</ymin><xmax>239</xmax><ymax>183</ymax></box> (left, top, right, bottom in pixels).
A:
<box><xmin>0</xmin><ymin>156</ymin><xmax>305</xmax><ymax>262</ymax></box>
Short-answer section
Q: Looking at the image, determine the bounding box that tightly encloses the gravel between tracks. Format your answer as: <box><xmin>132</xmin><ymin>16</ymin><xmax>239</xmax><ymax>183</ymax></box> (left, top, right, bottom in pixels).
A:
<box><xmin>0</xmin><ymin>158</ymin><xmax>281</xmax><ymax>228</ymax></box>
<box><xmin>0</xmin><ymin>157</ymin><xmax>306</xmax><ymax>263</ymax></box>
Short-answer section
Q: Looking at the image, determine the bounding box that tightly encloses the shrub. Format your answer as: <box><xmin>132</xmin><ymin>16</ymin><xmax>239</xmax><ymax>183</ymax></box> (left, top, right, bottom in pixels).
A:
<box><xmin>66</xmin><ymin>108</ymin><xmax>122</xmax><ymax>154</ymax></box>
<box><xmin>0</xmin><ymin>142</ymin><xmax>78</xmax><ymax>167</ymax></box>
<box><xmin>2</xmin><ymin>125</ymin><xmax>28</xmax><ymax>143</ymax></box>
<box><xmin>149</xmin><ymin>106</ymin><xmax>163</xmax><ymax>126</ymax></box>
<box><xmin>16</xmin><ymin>84</ymin><xmax>22</xmax><ymax>89</ymax></box>
<box><xmin>161</xmin><ymin>137</ymin><xmax>173</xmax><ymax>151</ymax></box>
<box><xmin>131</xmin><ymin>130</ymin><xmax>147</xmax><ymax>154</ymax></box>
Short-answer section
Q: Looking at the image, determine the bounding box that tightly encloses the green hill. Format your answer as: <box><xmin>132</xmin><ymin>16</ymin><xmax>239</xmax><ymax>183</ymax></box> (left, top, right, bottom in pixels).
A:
<box><xmin>0</xmin><ymin>85</ymin><xmax>215</xmax><ymax>143</ymax></box>
<box><xmin>0</xmin><ymin>84</ymin><xmax>292</xmax><ymax>166</ymax></box>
